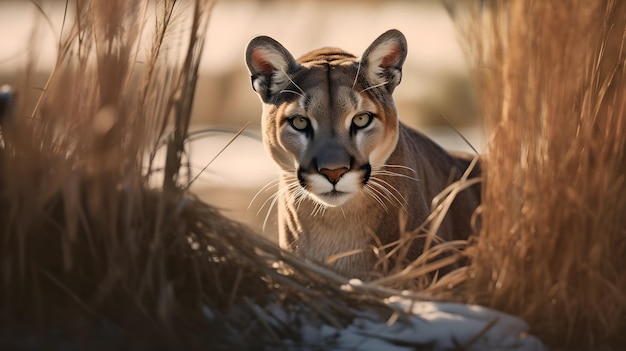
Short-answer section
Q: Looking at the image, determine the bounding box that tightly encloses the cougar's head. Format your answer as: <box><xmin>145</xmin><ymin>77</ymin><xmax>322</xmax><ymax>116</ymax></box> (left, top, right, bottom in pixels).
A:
<box><xmin>246</xmin><ymin>30</ymin><xmax>407</xmax><ymax>207</ymax></box>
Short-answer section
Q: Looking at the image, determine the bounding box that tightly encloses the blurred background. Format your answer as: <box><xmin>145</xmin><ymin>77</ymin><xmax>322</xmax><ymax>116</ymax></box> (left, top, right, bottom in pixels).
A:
<box><xmin>0</xmin><ymin>0</ymin><xmax>480</xmax><ymax>240</ymax></box>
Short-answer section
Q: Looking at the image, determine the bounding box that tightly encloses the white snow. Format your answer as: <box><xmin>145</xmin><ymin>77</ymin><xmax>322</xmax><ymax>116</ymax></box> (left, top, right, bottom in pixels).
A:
<box><xmin>264</xmin><ymin>296</ymin><xmax>546</xmax><ymax>351</ymax></box>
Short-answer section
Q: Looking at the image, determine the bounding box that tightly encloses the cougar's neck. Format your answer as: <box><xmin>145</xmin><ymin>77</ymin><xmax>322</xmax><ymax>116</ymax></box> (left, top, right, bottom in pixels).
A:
<box><xmin>277</xmin><ymin>187</ymin><xmax>389</xmax><ymax>279</ymax></box>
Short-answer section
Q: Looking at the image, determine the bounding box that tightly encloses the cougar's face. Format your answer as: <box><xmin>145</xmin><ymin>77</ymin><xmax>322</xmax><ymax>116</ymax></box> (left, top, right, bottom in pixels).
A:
<box><xmin>246</xmin><ymin>30</ymin><xmax>407</xmax><ymax>207</ymax></box>
<box><xmin>265</xmin><ymin>67</ymin><xmax>399</xmax><ymax>207</ymax></box>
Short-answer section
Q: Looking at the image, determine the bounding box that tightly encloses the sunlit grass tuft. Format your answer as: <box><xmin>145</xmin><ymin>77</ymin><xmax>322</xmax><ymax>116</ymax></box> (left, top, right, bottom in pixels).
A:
<box><xmin>456</xmin><ymin>1</ymin><xmax>626</xmax><ymax>349</ymax></box>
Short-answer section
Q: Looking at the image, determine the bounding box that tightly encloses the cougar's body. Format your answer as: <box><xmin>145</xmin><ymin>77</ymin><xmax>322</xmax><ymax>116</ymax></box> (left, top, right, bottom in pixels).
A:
<box><xmin>246</xmin><ymin>30</ymin><xmax>480</xmax><ymax>279</ymax></box>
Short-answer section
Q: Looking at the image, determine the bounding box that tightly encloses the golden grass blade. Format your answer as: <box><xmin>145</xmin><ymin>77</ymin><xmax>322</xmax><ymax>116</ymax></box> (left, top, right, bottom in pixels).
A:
<box><xmin>186</xmin><ymin>122</ymin><xmax>250</xmax><ymax>188</ymax></box>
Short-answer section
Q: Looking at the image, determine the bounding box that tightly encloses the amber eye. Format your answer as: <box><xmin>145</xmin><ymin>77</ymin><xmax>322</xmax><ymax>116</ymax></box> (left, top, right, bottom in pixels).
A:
<box><xmin>288</xmin><ymin>116</ymin><xmax>311</xmax><ymax>131</ymax></box>
<box><xmin>352</xmin><ymin>113</ymin><xmax>373</xmax><ymax>129</ymax></box>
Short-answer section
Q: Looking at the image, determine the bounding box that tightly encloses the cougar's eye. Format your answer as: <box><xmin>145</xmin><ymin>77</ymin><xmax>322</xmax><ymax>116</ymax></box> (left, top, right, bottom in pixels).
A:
<box><xmin>352</xmin><ymin>112</ymin><xmax>374</xmax><ymax>129</ymax></box>
<box><xmin>288</xmin><ymin>115</ymin><xmax>310</xmax><ymax>132</ymax></box>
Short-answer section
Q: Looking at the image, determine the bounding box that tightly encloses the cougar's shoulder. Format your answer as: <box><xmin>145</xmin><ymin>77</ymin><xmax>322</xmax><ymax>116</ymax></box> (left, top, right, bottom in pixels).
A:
<box><xmin>386</xmin><ymin>123</ymin><xmax>481</xmax><ymax>241</ymax></box>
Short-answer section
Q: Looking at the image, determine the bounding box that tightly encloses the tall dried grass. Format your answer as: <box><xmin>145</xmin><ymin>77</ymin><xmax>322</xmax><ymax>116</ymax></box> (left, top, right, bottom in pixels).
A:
<box><xmin>0</xmin><ymin>0</ymin><xmax>225</xmax><ymax>344</ymax></box>
<box><xmin>460</xmin><ymin>1</ymin><xmax>626</xmax><ymax>348</ymax></box>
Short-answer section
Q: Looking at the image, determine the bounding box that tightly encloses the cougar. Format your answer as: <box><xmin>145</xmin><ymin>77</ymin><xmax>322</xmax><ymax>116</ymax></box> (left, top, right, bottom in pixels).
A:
<box><xmin>245</xmin><ymin>29</ymin><xmax>480</xmax><ymax>279</ymax></box>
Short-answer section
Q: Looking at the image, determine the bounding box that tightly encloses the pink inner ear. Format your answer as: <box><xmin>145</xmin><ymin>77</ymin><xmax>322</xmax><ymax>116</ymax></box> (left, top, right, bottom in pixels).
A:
<box><xmin>252</xmin><ymin>49</ymin><xmax>275</xmax><ymax>74</ymax></box>
<box><xmin>381</xmin><ymin>43</ymin><xmax>400</xmax><ymax>67</ymax></box>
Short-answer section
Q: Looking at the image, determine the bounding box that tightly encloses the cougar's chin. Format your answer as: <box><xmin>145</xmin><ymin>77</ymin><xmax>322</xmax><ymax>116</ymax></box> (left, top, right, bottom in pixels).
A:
<box><xmin>305</xmin><ymin>172</ymin><xmax>362</xmax><ymax>207</ymax></box>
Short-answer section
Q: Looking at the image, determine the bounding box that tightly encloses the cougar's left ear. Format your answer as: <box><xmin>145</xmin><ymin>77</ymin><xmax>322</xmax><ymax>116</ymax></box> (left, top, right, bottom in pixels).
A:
<box><xmin>245</xmin><ymin>35</ymin><xmax>300</xmax><ymax>102</ymax></box>
<box><xmin>360</xmin><ymin>29</ymin><xmax>407</xmax><ymax>94</ymax></box>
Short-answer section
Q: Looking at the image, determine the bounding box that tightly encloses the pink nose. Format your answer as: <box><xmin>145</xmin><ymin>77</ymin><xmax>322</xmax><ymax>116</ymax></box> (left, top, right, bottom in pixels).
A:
<box><xmin>319</xmin><ymin>167</ymin><xmax>348</xmax><ymax>184</ymax></box>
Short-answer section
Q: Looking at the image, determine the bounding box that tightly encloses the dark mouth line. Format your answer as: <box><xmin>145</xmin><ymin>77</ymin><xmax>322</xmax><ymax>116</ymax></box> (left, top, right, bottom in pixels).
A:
<box><xmin>321</xmin><ymin>190</ymin><xmax>346</xmax><ymax>197</ymax></box>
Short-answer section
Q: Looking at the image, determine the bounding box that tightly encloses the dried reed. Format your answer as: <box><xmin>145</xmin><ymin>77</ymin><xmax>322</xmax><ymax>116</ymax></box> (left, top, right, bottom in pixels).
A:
<box><xmin>460</xmin><ymin>1</ymin><xmax>626</xmax><ymax>348</ymax></box>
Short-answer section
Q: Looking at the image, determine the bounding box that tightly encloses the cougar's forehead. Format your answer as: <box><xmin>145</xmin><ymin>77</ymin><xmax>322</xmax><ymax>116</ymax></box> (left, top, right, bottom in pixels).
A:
<box><xmin>286</xmin><ymin>84</ymin><xmax>365</xmax><ymax>123</ymax></box>
<box><xmin>280</xmin><ymin>63</ymin><xmax>385</xmax><ymax>123</ymax></box>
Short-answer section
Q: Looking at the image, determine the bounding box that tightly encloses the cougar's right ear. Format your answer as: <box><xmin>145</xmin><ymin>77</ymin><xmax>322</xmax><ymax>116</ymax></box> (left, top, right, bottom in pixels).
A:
<box><xmin>360</xmin><ymin>29</ymin><xmax>407</xmax><ymax>94</ymax></box>
<box><xmin>245</xmin><ymin>36</ymin><xmax>300</xmax><ymax>102</ymax></box>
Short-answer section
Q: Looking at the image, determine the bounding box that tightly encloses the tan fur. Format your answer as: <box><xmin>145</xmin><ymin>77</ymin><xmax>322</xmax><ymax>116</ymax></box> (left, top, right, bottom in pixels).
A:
<box><xmin>246</xmin><ymin>30</ymin><xmax>480</xmax><ymax>279</ymax></box>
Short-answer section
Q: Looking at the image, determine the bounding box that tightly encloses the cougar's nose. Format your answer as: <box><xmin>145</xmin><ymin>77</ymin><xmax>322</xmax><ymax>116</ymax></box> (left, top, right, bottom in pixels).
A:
<box><xmin>319</xmin><ymin>167</ymin><xmax>348</xmax><ymax>184</ymax></box>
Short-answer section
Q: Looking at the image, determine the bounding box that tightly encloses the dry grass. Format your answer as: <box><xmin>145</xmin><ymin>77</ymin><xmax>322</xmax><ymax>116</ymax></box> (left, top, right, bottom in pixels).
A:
<box><xmin>458</xmin><ymin>0</ymin><xmax>626</xmax><ymax>348</ymax></box>
<box><xmin>359</xmin><ymin>155</ymin><xmax>480</xmax><ymax>292</ymax></box>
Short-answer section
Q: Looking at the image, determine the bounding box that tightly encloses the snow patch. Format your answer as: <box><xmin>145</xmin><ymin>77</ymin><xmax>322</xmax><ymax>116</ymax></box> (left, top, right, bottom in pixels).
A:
<box><xmin>263</xmin><ymin>296</ymin><xmax>546</xmax><ymax>350</ymax></box>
